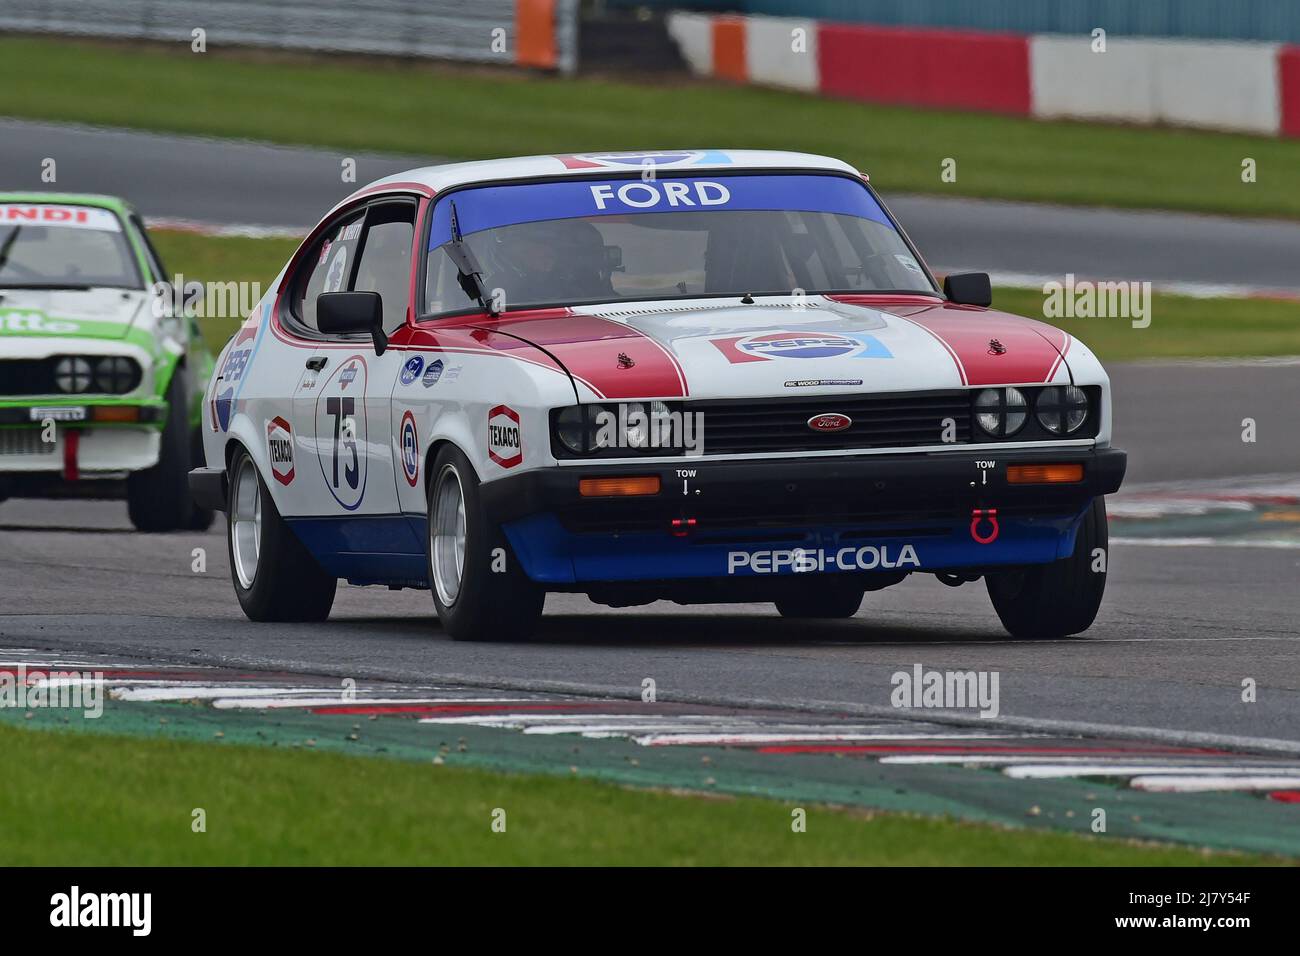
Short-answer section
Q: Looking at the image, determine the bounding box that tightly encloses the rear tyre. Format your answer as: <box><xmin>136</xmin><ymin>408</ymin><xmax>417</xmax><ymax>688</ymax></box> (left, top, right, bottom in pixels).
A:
<box><xmin>774</xmin><ymin>580</ymin><xmax>865</xmax><ymax>619</ymax></box>
<box><xmin>127</xmin><ymin>369</ymin><xmax>196</xmax><ymax>532</ymax></box>
<box><xmin>426</xmin><ymin>445</ymin><xmax>544</xmax><ymax>641</ymax></box>
<box><xmin>227</xmin><ymin>446</ymin><xmax>336</xmax><ymax>622</ymax></box>
<box><xmin>985</xmin><ymin>497</ymin><xmax>1108</xmax><ymax>639</ymax></box>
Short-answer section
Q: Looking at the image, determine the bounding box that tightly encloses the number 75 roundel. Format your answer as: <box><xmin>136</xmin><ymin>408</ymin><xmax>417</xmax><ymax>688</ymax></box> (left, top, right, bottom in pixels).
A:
<box><xmin>314</xmin><ymin>354</ymin><xmax>368</xmax><ymax>510</ymax></box>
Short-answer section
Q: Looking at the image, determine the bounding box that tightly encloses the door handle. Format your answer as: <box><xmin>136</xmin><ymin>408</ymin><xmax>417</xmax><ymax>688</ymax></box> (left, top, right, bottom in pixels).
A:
<box><xmin>305</xmin><ymin>357</ymin><xmax>328</xmax><ymax>371</ymax></box>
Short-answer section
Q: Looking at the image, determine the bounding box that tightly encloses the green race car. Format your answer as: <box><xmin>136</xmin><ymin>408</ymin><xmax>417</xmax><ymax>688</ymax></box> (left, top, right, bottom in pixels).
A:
<box><xmin>0</xmin><ymin>194</ymin><xmax>214</xmax><ymax>530</ymax></box>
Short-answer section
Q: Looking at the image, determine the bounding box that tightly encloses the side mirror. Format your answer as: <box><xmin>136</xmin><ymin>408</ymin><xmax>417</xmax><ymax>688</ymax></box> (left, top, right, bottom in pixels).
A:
<box><xmin>943</xmin><ymin>272</ymin><xmax>992</xmax><ymax>308</ymax></box>
<box><xmin>317</xmin><ymin>291</ymin><xmax>388</xmax><ymax>355</ymax></box>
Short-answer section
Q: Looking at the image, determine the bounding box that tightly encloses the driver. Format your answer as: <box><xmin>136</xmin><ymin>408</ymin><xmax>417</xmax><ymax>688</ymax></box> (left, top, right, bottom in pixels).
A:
<box><xmin>491</xmin><ymin>219</ymin><xmax>613</xmax><ymax>306</ymax></box>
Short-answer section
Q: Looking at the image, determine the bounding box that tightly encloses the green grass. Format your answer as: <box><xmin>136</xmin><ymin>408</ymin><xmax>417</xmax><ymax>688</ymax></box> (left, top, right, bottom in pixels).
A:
<box><xmin>152</xmin><ymin>230</ymin><xmax>297</xmax><ymax>347</ymax></box>
<box><xmin>993</xmin><ymin>287</ymin><xmax>1300</xmax><ymax>361</ymax></box>
<box><xmin>0</xmin><ymin>724</ymin><xmax>1267</xmax><ymax>865</ymax></box>
<box><xmin>5</xmin><ymin>36</ymin><xmax>1300</xmax><ymax>218</ymax></box>
<box><xmin>156</xmin><ymin>230</ymin><xmax>1300</xmax><ymax>359</ymax></box>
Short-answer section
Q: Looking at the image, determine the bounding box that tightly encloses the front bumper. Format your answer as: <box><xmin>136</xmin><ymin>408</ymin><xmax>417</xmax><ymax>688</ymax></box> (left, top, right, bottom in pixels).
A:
<box><xmin>0</xmin><ymin>424</ymin><xmax>162</xmax><ymax>477</ymax></box>
<box><xmin>483</xmin><ymin>446</ymin><xmax>1126</xmax><ymax>584</ymax></box>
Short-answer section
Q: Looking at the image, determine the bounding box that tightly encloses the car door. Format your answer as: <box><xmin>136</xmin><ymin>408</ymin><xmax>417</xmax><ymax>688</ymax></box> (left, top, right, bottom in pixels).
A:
<box><xmin>288</xmin><ymin>200</ymin><xmax>416</xmax><ymax>521</ymax></box>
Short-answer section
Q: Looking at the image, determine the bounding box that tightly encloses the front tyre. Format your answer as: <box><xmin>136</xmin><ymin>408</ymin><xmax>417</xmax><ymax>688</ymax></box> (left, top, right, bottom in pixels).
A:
<box><xmin>774</xmin><ymin>580</ymin><xmax>865</xmax><ymax>619</ymax></box>
<box><xmin>986</xmin><ymin>498</ymin><xmax>1108</xmax><ymax>640</ymax></box>
<box><xmin>127</xmin><ymin>369</ymin><xmax>213</xmax><ymax>532</ymax></box>
<box><xmin>426</xmin><ymin>445</ymin><xmax>543</xmax><ymax>641</ymax></box>
<box><xmin>227</xmin><ymin>446</ymin><xmax>336</xmax><ymax>622</ymax></box>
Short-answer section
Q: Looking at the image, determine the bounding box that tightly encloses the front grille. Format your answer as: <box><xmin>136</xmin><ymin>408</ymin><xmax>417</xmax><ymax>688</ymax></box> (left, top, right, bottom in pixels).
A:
<box><xmin>695</xmin><ymin>390</ymin><xmax>971</xmax><ymax>456</ymax></box>
<box><xmin>0</xmin><ymin>430</ymin><xmax>56</xmax><ymax>456</ymax></box>
<box><xmin>0</xmin><ymin>359</ymin><xmax>56</xmax><ymax>395</ymax></box>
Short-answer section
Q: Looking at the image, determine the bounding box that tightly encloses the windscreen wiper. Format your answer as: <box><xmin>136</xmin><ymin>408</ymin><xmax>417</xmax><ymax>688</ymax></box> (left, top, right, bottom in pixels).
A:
<box><xmin>0</xmin><ymin>226</ymin><xmax>21</xmax><ymax>273</ymax></box>
<box><xmin>445</xmin><ymin>201</ymin><xmax>498</xmax><ymax>316</ymax></box>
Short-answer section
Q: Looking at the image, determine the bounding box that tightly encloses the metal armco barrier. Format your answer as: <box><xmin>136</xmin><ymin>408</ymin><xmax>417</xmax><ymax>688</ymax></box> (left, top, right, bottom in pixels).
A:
<box><xmin>0</xmin><ymin>0</ymin><xmax>578</xmax><ymax>73</ymax></box>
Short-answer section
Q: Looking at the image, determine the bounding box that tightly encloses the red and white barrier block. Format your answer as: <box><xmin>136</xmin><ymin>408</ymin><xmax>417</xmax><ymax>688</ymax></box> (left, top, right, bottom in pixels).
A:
<box><xmin>668</xmin><ymin>12</ymin><xmax>1300</xmax><ymax>138</ymax></box>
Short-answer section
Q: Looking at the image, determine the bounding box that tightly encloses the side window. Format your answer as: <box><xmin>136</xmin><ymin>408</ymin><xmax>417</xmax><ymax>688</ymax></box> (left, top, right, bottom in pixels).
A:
<box><xmin>296</xmin><ymin>210</ymin><xmax>366</xmax><ymax>331</ymax></box>
<box><xmin>352</xmin><ymin>202</ymin><xmax>416</xmax><ymax>332</ymax></box>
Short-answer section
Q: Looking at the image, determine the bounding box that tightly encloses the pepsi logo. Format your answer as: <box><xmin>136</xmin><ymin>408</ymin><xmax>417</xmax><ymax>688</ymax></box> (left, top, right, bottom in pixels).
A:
<box><xmin>807</xmin><ymin>413</ymin><xmax>852</xmax><ymax>433</ymax></box>
<box><xmin>740</xmin><ymin>332</ymin><xmax>861</xmax><ymax>360</ymax></box>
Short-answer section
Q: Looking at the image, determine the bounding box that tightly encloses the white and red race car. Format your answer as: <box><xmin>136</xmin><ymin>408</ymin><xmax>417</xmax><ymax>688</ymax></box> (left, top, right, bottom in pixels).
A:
<box><xmin>190</xmin><ymin>150</ymin><xmax>1125</xmax><ymax>640</ymax></box>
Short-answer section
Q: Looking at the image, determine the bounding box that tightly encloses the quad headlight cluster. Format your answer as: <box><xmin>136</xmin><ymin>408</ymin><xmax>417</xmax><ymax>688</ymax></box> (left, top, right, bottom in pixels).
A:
<box><xmin>973</xmin><ymin>386</ymin><xmax>1092</xmax><ymax>439</ymax></box>
<box><xmin>552</xmin><ymin>401</ymin><xmax>682</xmax><ymax>458</ymax></box>
<box><xmin>53</xmin><ymin>355</ymin><xmax>142</xmax><ymax>394</ymax></box>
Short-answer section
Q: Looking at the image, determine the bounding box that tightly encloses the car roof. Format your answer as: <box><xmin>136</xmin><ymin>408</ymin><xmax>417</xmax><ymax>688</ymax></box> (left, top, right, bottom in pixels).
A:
<box><xmin>355</xmin><ymin>150</ymin><xmax>864</xmax><ymax>198</ymax></box>
<box><xmin>0</xmin><ymin>192</ymin><xmax>135</xmax><ymax>215</ymax></box>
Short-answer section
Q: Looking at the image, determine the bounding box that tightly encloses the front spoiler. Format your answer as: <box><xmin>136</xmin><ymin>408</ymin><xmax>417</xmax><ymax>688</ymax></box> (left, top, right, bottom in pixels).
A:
<box><xmin>484</xmin><ymin>446</ymin><xmax>1125</xmax><ymax>585</ymax></box>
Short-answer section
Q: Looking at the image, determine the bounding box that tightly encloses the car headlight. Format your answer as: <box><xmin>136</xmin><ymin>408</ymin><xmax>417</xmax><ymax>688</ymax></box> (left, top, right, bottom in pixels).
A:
<box><xmin>1036</xmin><ymin>385</ymin><xmax>1090</xmax><ymax>434</ymax></box>
<box><xmin>551</xmin><ymin>401</ymin><xmax>678</xmax><ymax>456</ymax></box>
<box><xmin>94</xmin><ymin>356</ymin><xmax>140</xmax><ymax>394</ymax></box>
<box><xmin>53</xmin><ymin>356</ymin><xmax>94</xmax><ymax>393</ymax></box>
<box><xmin>973</xmin><ymin>387</ymin><xmax>1027</xmax><ymax>437</ymax></box>
<box><xmin>555</xmin><ymin>405</ymin><xmax>588</xmax><ymax>454</ymax></box>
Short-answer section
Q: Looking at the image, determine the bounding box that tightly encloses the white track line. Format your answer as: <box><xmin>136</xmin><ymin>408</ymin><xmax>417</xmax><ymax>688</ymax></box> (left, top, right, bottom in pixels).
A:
<box><xmin>212</xmin><ymin>696</ymin><xmax>535</xmax><ymax>710</ymax></box>
<box><xmin>113</xmin><ymin>686</ymin><xmax>333</xmax><ymax>702</ymax></box>
<box><xmin>633</xmin><ymin>732</ymin><xmax>1035</xmax><ymax>747</ymax></box>
<box><xmin>1004</xmin><ymin>764</ymin><xmax>1300</xmax><ymax>779</ymax></box>
<box><xmin>1130</xmin><ymin>775</ymin><xmax>1300</xmax><ymax>792</ymax></box>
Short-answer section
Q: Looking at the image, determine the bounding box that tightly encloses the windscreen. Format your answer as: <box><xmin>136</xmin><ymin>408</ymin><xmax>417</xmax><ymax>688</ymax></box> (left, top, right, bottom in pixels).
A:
<box><xmin>0</xmin><ymin>204</ymin><xmax>141</xmax><ymax>290</ymax></box>
<box><xmin>423</xmin><ymin>174</ymin><xmax>934</xmax><ymax>315</ymax></box>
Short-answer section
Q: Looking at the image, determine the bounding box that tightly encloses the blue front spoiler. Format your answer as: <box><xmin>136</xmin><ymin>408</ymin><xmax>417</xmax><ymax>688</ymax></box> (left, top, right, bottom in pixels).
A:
<box><xmin>503</xmin><ymin>504</ymin><xmax>1091</xmax><ymax>585</ymax></box>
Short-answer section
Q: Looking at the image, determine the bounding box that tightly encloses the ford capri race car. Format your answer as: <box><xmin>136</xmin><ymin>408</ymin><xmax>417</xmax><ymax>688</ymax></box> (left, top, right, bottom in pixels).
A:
<box><xmin>0</xmin><ymin>194</ymin><xmax>214</xmax><ymax>531</ymax></box>
<box><xmin>189</xmin><ymin>150</ymin><xmax>1125</xmax><ymax>641</ymax></box>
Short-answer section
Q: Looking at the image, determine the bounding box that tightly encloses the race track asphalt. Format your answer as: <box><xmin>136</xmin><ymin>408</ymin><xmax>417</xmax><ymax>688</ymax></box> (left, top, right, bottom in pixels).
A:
<box><xmin>2</xmin><ymin>363</ymin><xmax>1298</xmax><ymax>749</ymax></box>
<box><xmin>4</xmin><ymin>117</ymin><xmax>1300</xmax><ymax>292</ymax></box>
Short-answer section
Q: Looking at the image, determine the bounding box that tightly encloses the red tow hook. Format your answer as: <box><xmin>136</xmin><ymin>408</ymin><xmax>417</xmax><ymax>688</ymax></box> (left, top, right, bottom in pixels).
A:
<box><xmin>970</xmin><ymin>508</ymin><xmax>999</xmax><ymax>544</ymax></box>
<box><xmin>62</xmin><ymin>429</ymin><xmax>80</xmax><ymax>482</ymax></box>
<box><xmin>671</xmin><ymin>517</ymin><xmax>697</xmax><ymax>538</ymax></box>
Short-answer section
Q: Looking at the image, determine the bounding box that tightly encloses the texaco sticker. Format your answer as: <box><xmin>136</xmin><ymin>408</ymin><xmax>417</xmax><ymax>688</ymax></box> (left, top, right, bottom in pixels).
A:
<box><xmin>488</xmin><ymin>404</ymin><xmax>522</xmax><ymax>469</ymax></box>
<box><xmin>266</xmin><ymin>415</ymin><xmax>295</xmax><ymax>486</ymax></box>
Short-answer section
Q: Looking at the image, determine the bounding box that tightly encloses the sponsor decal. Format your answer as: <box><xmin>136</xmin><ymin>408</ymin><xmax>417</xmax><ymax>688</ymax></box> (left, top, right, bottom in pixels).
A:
<box><xmin>807</xmin><ymin>413</ymin><xmax>852</xmax><ymax>433</ymax></box>
<box><xmin>29</xmin><ymin>406</ymin><xmax>85</xmax><ymax>422</ymax></box>
<box><xmin>314</xmin><ymin>355</ymin><xmax>368</xmax><ymax>510</ymax></box>
<box><xmin>727</xmin><ymin>545</ymin><xmax>921</xmax><ymax>575</ymax></box>
<box><xmin>210</xmin><ymin>304</ymin><xmax>268</xmax><ymax>433</ymax></box>
<box><xmin>266</xmin><ymin>415</ymin><xmax>295</xmax><ymax>486</ymax></box>
<box><xmin>487</xmin><ymin>404</ymin><xmax>522</xmax><ymax>469</ymax></box>
<box><xmin>785</xmin><ymin>379</ymin><xmax>863</xmax><ymax>387</ymax></box>
<box><xmin>443</xmin><ymin>365</ymin><xmax>463</xmax><ymax>382</ymax></box>
<box><xmin>0</xmin><ymin>204</ymin><xmax>121</xmax><ymax>231</ymax></box>
<box><xmin>429</xmin><ymin>175</ymin><xmax>892</xmax><ymax>244</ymax></box>
<box><xmin>323</xmin><ymin>246</ymin><xmax>348</xmax><ymax>293</ymax></box>
<box><xmin>556</xmin><ymin>150</ymin><xmax>732</xmax><ymax>170</ymax></box>
<box><xmin>213</xmin><ymin>344</ymin><xmax>253</xmax><ymax>432</ymax></box>
<box><xmin>421</xmin><ymin>359</ymin><xmax>444</xmax><ymax>387</ymax></box>
<box><xmin>589</xmin><ymin>180</ymin><xmax>730</xmax><ymax>211</ymax></box>
<box><xmin>399</xmin><ymin>355</ymin><xmax>425</xmax><ymax>386</ymax></box>
<box><xmin>710</xmin><ymin>330</ymin><xmax>892</xmax><ymax>364</ymax></box>
<box><xmin>399</xmin><ymin>410</ymin><xmax>419</xmax><ymax>486</ymax></box>
<box><xmin>894</xmin><ymin>254</ymin><xmax>924</xmax><ymax>275</ymax></box>
<box><xmin>0</xmin><ymin>310</ymin><xmax>78</xmax><ymax>335</ymax></box>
